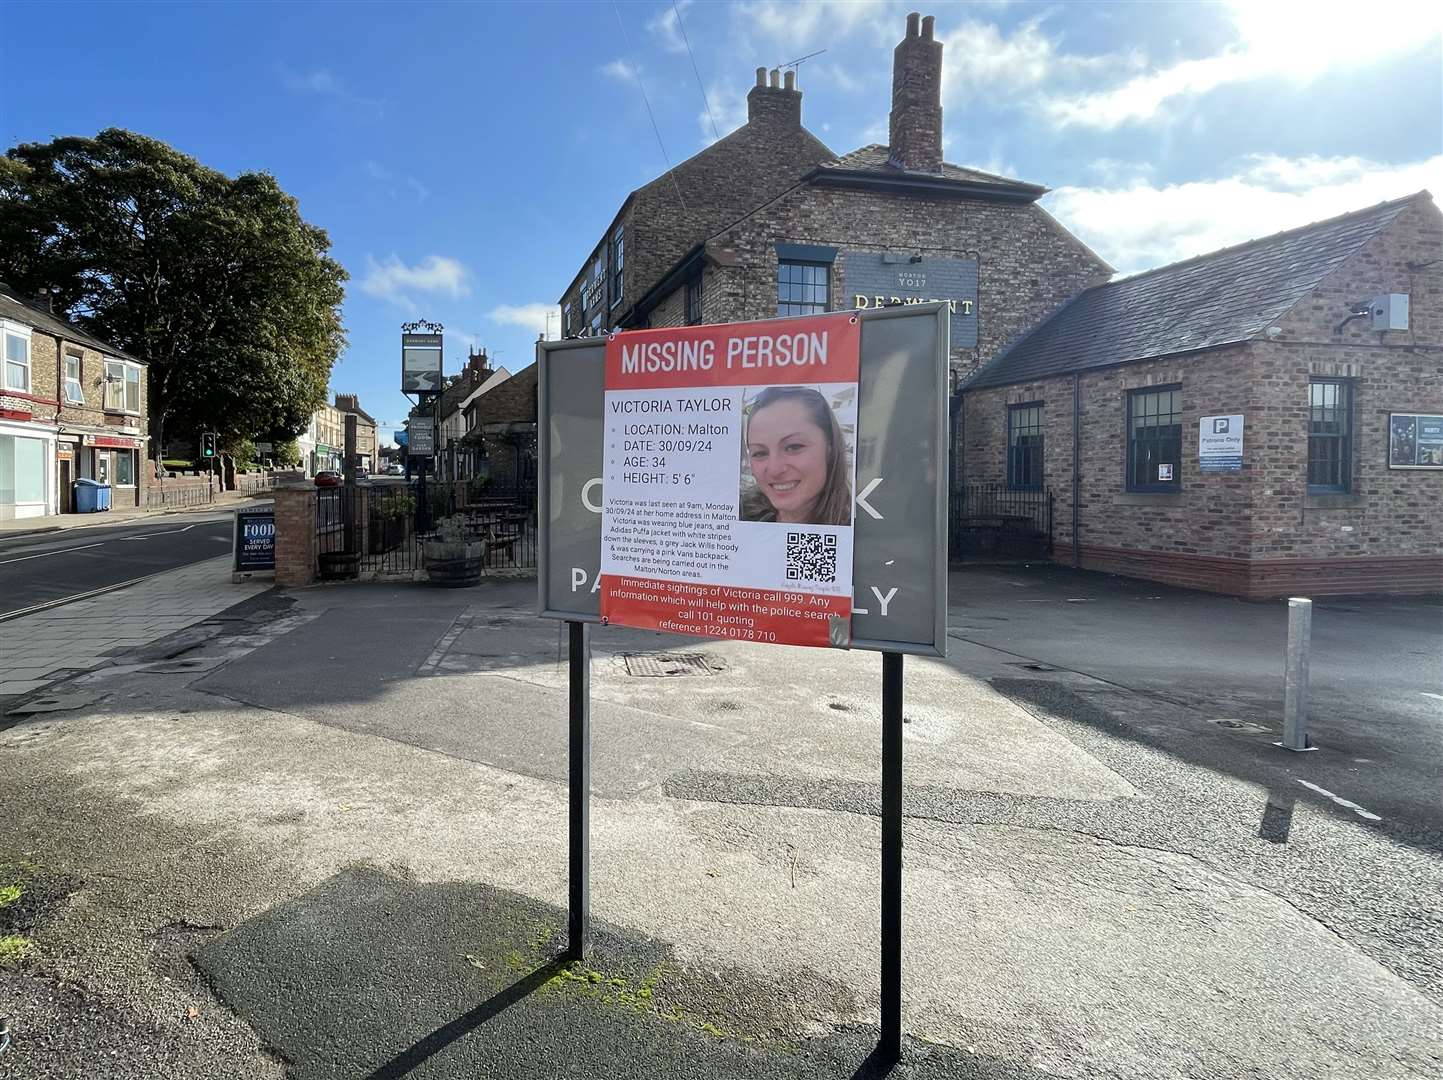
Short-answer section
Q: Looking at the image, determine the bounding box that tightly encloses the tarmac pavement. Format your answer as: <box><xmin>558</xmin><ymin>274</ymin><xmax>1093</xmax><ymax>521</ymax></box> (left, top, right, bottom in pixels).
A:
<box><xmin>0</xmin><ymin>573</ymin><xmax>1440</xmax><ymax>1078</ymax></box>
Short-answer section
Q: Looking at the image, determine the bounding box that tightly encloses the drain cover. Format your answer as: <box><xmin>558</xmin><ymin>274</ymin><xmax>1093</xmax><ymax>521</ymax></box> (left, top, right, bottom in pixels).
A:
<box><xmin>623</xmin><ymin>653</ymin><xmax>716</xmax><ymax>677</ymax></box>
<box><xmin>1006</xmin><ymin>661</ymin><xmax>1058</xmax><ymax>673</ymax></box>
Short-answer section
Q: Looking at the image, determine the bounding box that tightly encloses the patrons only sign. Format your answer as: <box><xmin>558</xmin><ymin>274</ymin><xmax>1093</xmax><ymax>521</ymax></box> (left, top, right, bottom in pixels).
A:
<box><xmin>599</xmin><ymin>314</ymin><xmax>861</xmax><ymax>648</ymax></box>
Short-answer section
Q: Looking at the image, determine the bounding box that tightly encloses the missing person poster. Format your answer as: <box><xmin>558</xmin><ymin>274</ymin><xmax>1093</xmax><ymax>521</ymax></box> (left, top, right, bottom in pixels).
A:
<box><xmin>599</xmin><ymin>313</ymin><xmax>860</xmax><ymax>648</ymax></box>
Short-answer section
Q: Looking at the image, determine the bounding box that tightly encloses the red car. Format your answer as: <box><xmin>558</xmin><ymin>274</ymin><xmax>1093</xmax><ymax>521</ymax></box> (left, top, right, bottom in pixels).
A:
<box><xmin>313</xmin><ymin>470</ymin><xmax>343</xmax><ymax>487</ymax></box>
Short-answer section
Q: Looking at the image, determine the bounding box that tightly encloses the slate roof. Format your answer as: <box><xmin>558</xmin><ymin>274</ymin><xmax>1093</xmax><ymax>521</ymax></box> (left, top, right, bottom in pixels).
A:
<box><xmin>816</xmin><ymin>144</ymin><xmax>1045</xmax><ymax>199</ymax></box>
<box><xmin>967</xmin><ymin>193</ymin><xmax>1425</xmax><ymax>390</ymax></box>
<box><xmin>0</xmin><ymin>282</ymin><xmax>143</xmax><ymax>362</ymax></box>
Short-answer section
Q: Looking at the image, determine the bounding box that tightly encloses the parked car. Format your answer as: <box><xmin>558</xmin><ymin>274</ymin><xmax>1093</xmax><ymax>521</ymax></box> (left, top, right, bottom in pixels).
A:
<box><xmin>385</xmin><ymin>463</ymin><xmax>405</xmax><ymax>476</ymax></box>
<box><xmin>314</xmin><ymin>470</ymin><xmax>343</xmax><ymax>487</ymax></box>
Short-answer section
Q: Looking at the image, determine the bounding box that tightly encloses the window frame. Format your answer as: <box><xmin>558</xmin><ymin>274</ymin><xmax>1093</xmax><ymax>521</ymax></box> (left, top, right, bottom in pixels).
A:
<box><xmin>103</xmin><ymin>358</ymin><xmax>142</xmax><ymax>415</ymax></box>
<box><xmin>3</xmin><ymin>321</ymin><xmax>32</xmax><ymax>394</ymax></box>
<box><xmin>1307</xmin><ymin>377</ymin><xmax>1353</xmax><ymax>493</ymax></box>
<box><xmin>112</xmin><ymin>448</ymin><xmax>136</xmax><ymax>488</ymax></box>
<box><xmin>685</xmin><ymin>274</ymin><xmax>703</xmax><ymax>326</ymax></box>
<box><xmin>1006</xmin><ymin>402</ymin><xmax>1045</xmax><ymax>491</ymax></box>
<box><xmin>776</xmin><ymin>259</ymin><xmax>830</xmax><ymax>318</ymax></box>
<box><xmin>610</xmin><ymin>227</ymin><xmax>624</xmax><ymax>309</ymax></box>
<box><xmin>1125</xmin><ymin>385</ymin><xmax>1183</xmax><ymax>493</ymax></box>
<box><xmin>63</xmin><ymin>349</ymin><xmax>86</xmax><ymax>404</ymax></box>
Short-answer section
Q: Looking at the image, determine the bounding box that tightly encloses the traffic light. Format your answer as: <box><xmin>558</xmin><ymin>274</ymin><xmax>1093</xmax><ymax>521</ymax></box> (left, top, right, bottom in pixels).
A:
<box><xmin>201</xmin><ymin>432</ymin><xmax>217</xmax><ymax>459</ymax></box>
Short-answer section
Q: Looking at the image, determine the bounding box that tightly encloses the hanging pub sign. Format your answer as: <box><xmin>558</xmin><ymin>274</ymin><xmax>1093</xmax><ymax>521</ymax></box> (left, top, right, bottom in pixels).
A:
<box><xmin>401</xmin><ymin>322</ymin><xmax>443</xmax><ymax>394</ymax></box>
<box><xmin>539</xmin><ymin>303</ymin><xmax>950</xmax><ymax>656</ymax></box>
<box><xmin>407</xmin><ymin>423</ymin><xmax>435</xmax><ymax>457</ymax></box>
<box><xmin>1388</xmin><ymin>413</ymin><xmax>1443</xmax><ymax>469</ymax></box>
<box><xmin>1198</xmin><ymin>414</ymin><xmax>1244</xmax><ymax>472</ymax></box>
<box><xmin>598</xmin><ymin>313</ymin><xmax>861</xmax><ymax>648</ymax></box>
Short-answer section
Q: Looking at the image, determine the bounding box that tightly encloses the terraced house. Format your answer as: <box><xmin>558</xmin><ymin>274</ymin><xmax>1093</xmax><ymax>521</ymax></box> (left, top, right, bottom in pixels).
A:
<box><xmin>1</xmin><ymin>282</ymin><xmax>147</xmax><ymax>518</ymax></box>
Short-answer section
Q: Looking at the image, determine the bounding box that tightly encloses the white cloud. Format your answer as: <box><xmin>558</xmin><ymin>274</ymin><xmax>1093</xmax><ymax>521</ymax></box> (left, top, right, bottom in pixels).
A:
<box><xmin>601</xmin><ymin>58</ymin><xmax>638</xmax><ymax>83</ymax></box>
<box><xmin>647</xmin><ymin>0</ymin><xmax>692</xmax><ymax>54</ymax></box>
<box><xmin>405</xmin><ymin>176</ymin><xmax>431</xmax><ymax>203</ymax></box>
<box><xmin>1043</xmin><ymin>153</ymin><xmax>1442</xmax><ymax>275</ymax></box>
<box><xmin>1046</xmin><ymin>0</ymin><xmax>1442</xmax><ymax>129</ymax></box>
<box><xmin>699</xmin><ymin>81</ymin><xmax>748</xmax><ymax>144</ymax></box>
<box><xmin>488</xmin><ymin>302</ymin><xmax>561</xmax><ymax>338</ymax></box>
<box><xmin>279</xmin><ymin>65</ymin><xmax>383</xmax><ymax>114</ymax></box>
<box><xmin>360</xmin><ymin>255</ymin><xmax>470</xmax><ymax>308</ymax></box>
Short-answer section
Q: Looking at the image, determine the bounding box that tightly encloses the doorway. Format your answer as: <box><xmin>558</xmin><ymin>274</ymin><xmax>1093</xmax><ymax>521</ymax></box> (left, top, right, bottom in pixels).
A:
<box><xmin>59</xmin><ymin>457</ymin><xmax>73</xmax><ymax>513</ymax></box>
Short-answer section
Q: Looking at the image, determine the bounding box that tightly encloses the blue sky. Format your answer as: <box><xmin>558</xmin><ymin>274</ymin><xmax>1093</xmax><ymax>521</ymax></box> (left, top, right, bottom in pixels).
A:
<box><xmin>3</xmin><ymin>1</ymin><xmax>1439</xmax><ymax>442</ymax></box>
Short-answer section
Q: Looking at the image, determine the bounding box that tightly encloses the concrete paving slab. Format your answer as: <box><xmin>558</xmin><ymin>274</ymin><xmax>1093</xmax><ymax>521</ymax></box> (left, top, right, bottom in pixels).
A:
<box><xmin>417</xmin><ymin>602</ymin><xmax>1135</xmax><ymax>804</ymax></box>
<box><xmin>6</xmin><ymin>695</ymin><xmax>1440</xmax><ymax>1080</ymax></box>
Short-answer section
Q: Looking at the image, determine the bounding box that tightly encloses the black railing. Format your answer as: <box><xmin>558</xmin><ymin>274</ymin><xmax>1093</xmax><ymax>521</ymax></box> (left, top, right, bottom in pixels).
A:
<box><xmin>949</xmin><ymin>483</ymin><xmax>1053</xmax><ymax>560</ymax></box>
<box><xmin>316</xmin><ymin>480</ymin><xmax>536</xmax><ymax>578</ymax></box>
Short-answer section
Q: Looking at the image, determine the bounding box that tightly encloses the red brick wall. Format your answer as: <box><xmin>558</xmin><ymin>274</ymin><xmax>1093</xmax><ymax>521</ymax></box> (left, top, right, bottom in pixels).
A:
<box><xmin>273</xmin><ymin>485</ymin><xmax>317</xmax><ymax>587</ymax></box>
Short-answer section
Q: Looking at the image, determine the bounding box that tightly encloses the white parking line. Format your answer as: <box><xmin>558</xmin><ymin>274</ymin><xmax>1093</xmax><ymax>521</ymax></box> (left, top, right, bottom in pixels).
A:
<box><xmin>1295</xmin><ymin>779</ymin><xmax>1383</xmax><ymax>822</ymax></box>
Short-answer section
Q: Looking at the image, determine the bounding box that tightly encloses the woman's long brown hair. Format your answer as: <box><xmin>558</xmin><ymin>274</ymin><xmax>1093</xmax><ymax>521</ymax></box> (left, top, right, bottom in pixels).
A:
<box><xmin>741</xmin><ymin>386</ymin><xmax>853</xmax><ymax>526</ymax></box>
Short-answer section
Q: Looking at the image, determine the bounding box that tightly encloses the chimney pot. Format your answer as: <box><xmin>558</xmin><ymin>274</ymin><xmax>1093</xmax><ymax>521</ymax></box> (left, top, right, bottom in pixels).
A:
<box><xmin>921</xmin><ymin>14</ymin><xmax>934</xmax><ymax>39</ymax></box>
<box><xmin>906</xmin><ymin>11</ymin><xmax>920</xmax><ymax>36</ymax></box>
<box><xmin>769</xmin><ymin>68</ymin><xmax>779</xmax><ymax>88</ymax></box>
<box><xmin>783</xmin><ymin>69</ymin><xmax>795</xmax><ymax>91</ymax></box>
<box><xmin>755</xmin><ymin>66</ymin><xmax>766</xmax><ymax>87</ymax></box>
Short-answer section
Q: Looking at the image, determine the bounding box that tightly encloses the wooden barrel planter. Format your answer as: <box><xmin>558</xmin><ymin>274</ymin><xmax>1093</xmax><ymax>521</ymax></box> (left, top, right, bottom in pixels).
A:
<box><xmin>422</xmin><ymin>539</ymin><xmax>487</xmax><ymax>587</ymax></box>
<box><xmin>318</xmin><ymin>550</ymin><xmax>360</xmax><ymax>580</ymax></box>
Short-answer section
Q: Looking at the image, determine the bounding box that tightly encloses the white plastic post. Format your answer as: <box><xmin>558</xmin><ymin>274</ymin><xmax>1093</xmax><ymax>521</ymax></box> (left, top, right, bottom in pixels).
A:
<box><xmin>1279</xmin><ymin>597</ymin><xmax>1316</xmax><ymax>752</ymax></box>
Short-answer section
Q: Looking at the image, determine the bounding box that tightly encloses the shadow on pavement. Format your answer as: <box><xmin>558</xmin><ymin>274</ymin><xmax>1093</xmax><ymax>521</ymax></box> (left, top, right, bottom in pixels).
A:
<box><xmin>193</xmin><ymin>866</ymin><xmax>1037</xmax><ymax>1080</ymax></box>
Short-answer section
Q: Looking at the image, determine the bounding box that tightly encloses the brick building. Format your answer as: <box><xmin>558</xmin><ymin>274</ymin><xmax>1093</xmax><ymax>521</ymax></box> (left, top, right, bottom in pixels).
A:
<box><xmin>463</xmin><ymin>364</ymin><xmax>537</xmax><ymax>490</ymax></box>
<box><xmin>334</xmin><ymin>393</ymin><xmax>378</xmax><ymax>473</ymax></box>
<box><xmin>558</xmin><ymin>11</ymin><xmax>1107</xmax><ymax>385</ymax></box>
<box><xmin>557</xmin><ymin>10</ymin><xmax>1440</xmax><ymax>597</ymax></box>
<box><xmin>962</xmin><ymin>193</ymin><xmax>1443</xmax><ymax>597</ymax></box>
<box><xmin>1</xmin><ymin>282</ymin><xmax>147</xmax><ymax>518</ymax></box>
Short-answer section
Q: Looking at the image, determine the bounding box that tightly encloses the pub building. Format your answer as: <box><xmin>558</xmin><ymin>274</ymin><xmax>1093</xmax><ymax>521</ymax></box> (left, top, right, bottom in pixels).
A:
<box><xmin>559</xmin><ymin>12</ymin><xmax>1441</xmax><ymax>597</ymax></box>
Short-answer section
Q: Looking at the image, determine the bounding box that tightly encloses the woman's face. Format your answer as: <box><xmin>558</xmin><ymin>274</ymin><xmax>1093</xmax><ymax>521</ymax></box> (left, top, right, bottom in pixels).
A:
<box><xmin>747</xmin><ymin>398</ymin><xmax>830</xmax><ymax>521</ymax></box>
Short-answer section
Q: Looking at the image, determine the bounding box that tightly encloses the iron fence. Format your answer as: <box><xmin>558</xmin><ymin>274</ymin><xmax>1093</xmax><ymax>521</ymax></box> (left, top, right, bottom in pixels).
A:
<box><xmin>316</xmin><ymin>480</ymin><xmax>536</xmax><ymax>578</ymax></box>
<box><xmin>145</xmin><ymin>482</ymin><xmax>214</xmax><ymax>510</ymax></box>
<box><xmin>948</xmin><ymin>483</ymin><xmax>1053</xmax><ymax>560</ymax></box>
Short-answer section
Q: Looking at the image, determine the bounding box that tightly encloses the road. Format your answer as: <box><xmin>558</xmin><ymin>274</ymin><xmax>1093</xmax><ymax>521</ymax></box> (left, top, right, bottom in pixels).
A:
<box><xmin>943</xmin><ymin>562</ymin><xmax>1443</xmax><ymax>840</ymax></box>
<box><xmin>0</xmin><ymin>512</ymin><xmax>240</xmax><ymax>619</ymax></box>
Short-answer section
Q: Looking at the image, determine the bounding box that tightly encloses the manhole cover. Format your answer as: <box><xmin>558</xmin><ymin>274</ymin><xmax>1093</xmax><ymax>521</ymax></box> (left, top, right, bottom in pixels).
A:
<box><xmin>623</xmin><ymin>653</ymin><xmax>716</xmax><ymax>677</ymax></box>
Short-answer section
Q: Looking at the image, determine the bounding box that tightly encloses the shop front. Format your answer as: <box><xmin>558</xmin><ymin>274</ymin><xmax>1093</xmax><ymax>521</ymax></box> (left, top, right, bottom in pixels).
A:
<box><xmin>79</xmin><ymin>432</ymin><xmax>145</xmax><ymax>509</ymax></box>
<box><xmin>0</xmin><ymin>415</ymin><xmax>57</xmax><ymax>520</ymax></box>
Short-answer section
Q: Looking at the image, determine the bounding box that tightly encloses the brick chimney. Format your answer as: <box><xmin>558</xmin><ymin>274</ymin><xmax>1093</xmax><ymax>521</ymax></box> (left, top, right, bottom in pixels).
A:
<box><xmin>888</xmin><ymin>12</ymin><xmax>943</xmax><ymax>173</ymax></box>
<box><xmin>465</xmin><ymin>346</ymin><xmax>491</xmax><ymax>385</ymax></box>
<box><xmin>746</xmin><ymin>66</ymin><xmax>802</xmax><ymax>128</ymax></box>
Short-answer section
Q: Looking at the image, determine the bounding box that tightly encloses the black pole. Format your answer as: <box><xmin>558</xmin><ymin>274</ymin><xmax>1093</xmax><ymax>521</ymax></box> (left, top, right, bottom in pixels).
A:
<box><xmin>880</xmin><ymin>650</ymin><xmax>904</xmax><ymax>1061</ymax></box>
<box><xmin>566</xmin><ymin>619</ymin><xmax>592</xmax><ymax>960</ymax></box>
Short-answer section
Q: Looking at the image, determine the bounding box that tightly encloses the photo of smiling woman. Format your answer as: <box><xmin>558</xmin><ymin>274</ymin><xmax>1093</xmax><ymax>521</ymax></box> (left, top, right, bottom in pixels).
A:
<box><xmin>739</xmin><ymin>385</ymin><xmax>854</xmax><ymax>526</ymax></box>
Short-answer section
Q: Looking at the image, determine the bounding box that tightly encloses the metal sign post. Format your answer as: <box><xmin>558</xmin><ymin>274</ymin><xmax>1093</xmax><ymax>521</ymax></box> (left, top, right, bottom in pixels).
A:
<box><xmin>567</xmin><ymin>620</ymin><xmax>591</xmax><ymax>960</ymax></box>
<box><xmin>536</xmin><ymin>304</ymin><xmax>949</xmax><ymax>1059</ymax></box>
<box><xmin>401</xmin><ymin>321</ymin><xmax>444</xmax><ymax>532</ymax></box>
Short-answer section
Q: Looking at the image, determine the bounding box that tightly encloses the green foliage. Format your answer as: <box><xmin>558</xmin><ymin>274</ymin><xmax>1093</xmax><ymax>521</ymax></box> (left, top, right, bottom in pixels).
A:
<box><xmin>0</xmin><ymin>129</ymin><xmax>347</xmax><ymax>455</ymax></box>
<box><xmin>272</xmin><ymin>438</ymin><xmax>303</xmax><ymax>468</ymax></box>
<box><xmin>0</xmin><ymin>934</ymin><xmax>33</xmax><ymax>968</ymax></box>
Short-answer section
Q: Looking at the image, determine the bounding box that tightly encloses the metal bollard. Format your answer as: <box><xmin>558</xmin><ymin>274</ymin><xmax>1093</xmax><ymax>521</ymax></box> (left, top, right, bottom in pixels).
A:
<box><xmin>1278</xmin><ymin>597</ymin><xmax>1317</xmax><ymax>752</ymax></box>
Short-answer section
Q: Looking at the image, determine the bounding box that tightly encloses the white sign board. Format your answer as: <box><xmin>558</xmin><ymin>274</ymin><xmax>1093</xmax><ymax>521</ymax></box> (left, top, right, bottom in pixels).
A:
<box><xmin>1199</xmin><ymin>414</ymin><xmax>1244</xmax><ymax>472</ymax></box>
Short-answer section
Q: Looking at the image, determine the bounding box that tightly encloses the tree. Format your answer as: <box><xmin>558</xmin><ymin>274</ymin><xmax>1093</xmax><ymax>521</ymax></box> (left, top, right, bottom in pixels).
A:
<box><xmin>0</xmin><ymin>129</ymin><xmax>346</xmax><ymax>463</ymax></box>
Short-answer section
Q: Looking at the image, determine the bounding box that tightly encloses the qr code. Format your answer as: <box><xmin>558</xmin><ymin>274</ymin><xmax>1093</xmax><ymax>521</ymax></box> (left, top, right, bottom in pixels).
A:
<box><xmin>786</xmin><ymin>531</ymin><xmax>838</xmax><ymax>583</ymax></box>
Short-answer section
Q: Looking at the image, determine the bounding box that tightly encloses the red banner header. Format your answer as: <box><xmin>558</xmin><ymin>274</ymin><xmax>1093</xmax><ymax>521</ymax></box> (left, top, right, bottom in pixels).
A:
<box><xmin>605</xmin><ymin>312</ymin><xmax>860</xmax><ymax>391</ymax></box>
